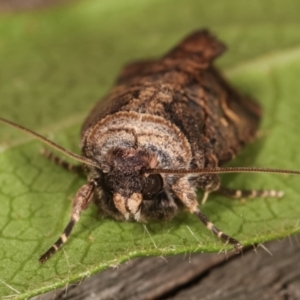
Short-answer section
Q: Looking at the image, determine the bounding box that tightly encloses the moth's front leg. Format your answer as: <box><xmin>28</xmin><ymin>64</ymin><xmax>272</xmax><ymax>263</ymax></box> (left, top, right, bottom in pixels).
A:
<box><xmin>39</xmin><ymin>180</ymin><xmax>97</xmax><ymax>263</ymax></box>
<box><xmin>172</xmin><ymin>177</ymin><xmax>242</xmax><ymax>251</ymax></box>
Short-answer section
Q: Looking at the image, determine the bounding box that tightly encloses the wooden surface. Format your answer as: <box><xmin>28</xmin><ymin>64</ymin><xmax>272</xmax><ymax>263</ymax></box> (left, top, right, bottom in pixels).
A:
<box><xmin>34</xmin><ymin>234</ymin><xmax>300</xmax><ymax>300</ymax></box>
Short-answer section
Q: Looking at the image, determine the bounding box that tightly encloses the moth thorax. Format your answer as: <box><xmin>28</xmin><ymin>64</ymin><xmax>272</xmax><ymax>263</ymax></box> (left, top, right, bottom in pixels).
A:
<box><xmin>106</xmin><ymin>147</ymin><xmax>157</xmax><ymax>175</ymax></box>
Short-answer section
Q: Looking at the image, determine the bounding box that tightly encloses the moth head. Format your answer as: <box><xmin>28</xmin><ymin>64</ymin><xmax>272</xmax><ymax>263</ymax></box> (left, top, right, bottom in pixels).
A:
<box><xmin>102</xmin><ymin>148</ymin><xmax>162</xmax><ymax>196</ymax></box>
<box><xmin>101</xmin><ymin>147</ymin><xmax>164</xmax><ymax>220</ymax></box>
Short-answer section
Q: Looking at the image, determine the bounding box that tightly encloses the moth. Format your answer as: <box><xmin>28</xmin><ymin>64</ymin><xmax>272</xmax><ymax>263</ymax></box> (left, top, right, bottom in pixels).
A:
<box><xmin>1</xmin><ymin>30</ymin><xmax>299</xmax><ymax>263</ymax></box>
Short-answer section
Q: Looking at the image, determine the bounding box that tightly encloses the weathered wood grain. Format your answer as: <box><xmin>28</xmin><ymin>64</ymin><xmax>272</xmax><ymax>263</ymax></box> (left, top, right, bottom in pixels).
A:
<box><xmin>34</xmin><ymin>234</ymin><xmax>300</xmax><ymax>300</ymax></box>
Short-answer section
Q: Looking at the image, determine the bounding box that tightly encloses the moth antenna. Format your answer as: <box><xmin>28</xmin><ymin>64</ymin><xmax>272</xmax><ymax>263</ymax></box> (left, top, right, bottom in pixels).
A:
<box><xmin>146</xmin><ymin>166</ymin><xmax>300</xmax><ymax>176</ymax></box>
<box><xmin>0</xmin><ymin>117</ymin><xmax>99</xmax><ymax>169</ymax></box>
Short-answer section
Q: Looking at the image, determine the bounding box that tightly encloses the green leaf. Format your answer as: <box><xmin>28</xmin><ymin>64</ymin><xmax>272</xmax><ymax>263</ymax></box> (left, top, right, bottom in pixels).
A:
<box><xmin>1</xmin><ymin>0</ymin><xmax>300</xmax><ymax>298</ymax></box>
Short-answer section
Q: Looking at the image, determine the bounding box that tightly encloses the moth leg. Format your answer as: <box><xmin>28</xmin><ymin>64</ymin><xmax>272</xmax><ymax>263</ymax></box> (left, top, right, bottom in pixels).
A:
<box><xmin>41</xmin><ymin>148</ymin><xmax>84</xmax><ymax>175</ymax></box>
<box><xmin>218</xmin><ymin>186</ymin><xmax>284</xmax><ymax>200</ymax></box>
<box><xmin>39</xmin><ymin>180</ymin><xmax>96</xmax><ymax>263</ymax></box>
<box><xmin>194</xmin><ymin>208</ymin><xmax>242</xmax><ymax>251</ymax></box>
<box><xmin>201</xmin><ymin>191</ymin><xmax>210</xmax><ymax>205</ymax></box>
<box><xmin>172</xmin><ymin>177</ymin><xmax>242</xmax><ymax>251</ymax></box>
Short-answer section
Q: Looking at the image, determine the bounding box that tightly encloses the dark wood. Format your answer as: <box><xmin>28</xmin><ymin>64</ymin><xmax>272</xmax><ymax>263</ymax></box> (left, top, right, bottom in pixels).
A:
<box><xmin>168</xmin><ymin>236</ymin><xmax>300</xmax><ymax>300</ymax></box>
<box><xmin>34</xmin><ymin>233</ymin><xmax>300</xmax><ymax>300</ymax></box>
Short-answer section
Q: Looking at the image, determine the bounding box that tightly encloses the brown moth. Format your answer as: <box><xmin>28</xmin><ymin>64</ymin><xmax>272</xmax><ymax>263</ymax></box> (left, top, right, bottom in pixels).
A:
<box><xmin>1</xmin><ymin>30</ymin><xmax>299</xmax><ymax>263</ymax></box>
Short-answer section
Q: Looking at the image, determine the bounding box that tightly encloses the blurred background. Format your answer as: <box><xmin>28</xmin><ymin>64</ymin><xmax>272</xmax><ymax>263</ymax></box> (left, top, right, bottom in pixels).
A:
<box><xmin>0</xmin><ymin>0</ymin><xmax>71</xmax><ymax>12</ymax></box>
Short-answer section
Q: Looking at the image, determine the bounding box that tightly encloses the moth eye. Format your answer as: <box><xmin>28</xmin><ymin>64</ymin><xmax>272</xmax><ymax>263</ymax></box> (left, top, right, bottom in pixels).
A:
<box><xmin>142</xmin><ymin>174</ymin><xmax>163</xmax><ymax>199</ymax></box>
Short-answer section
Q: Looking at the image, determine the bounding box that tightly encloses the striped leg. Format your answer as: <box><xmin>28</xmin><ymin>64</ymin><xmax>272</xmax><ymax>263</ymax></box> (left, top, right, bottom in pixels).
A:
<box><xmin>39</xmin><ymin>180</ymin><xmax>96</xmax><ymax>263</ymax></box>
<box><xmin>194</xmin><ymin>208</ymin><xmax>242</xmax><ymax>251</ymax></box>
<box><xmin>41</xmin><ymin>148</ymin><xmax>84</xmax><ymax>175</ymax></box>
<box><xmin>171</xmin><ymin>177</ymin><xmax>242</xmax><ymax>251</ymax></box>
<box><xmin>218</xmin><ymin>186</ymin><xmax>284</xmax><ymax>200</ymax></box>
